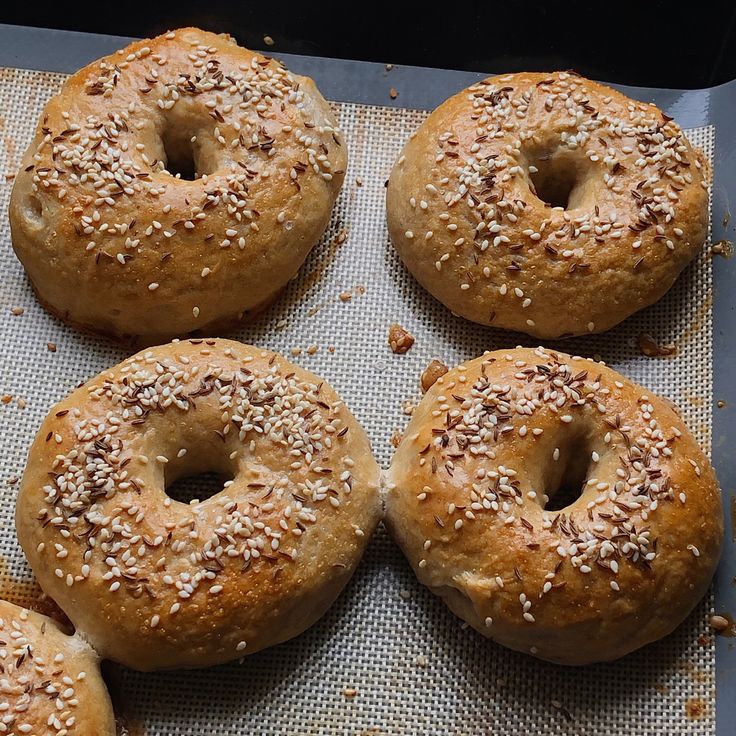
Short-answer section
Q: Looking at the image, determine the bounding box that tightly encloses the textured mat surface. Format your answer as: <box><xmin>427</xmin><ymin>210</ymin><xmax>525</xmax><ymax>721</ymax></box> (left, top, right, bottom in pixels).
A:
<box><xmin>0</xmin><ymin>67</ymin><xmax>716</xmax><ymax>735</ymax></box>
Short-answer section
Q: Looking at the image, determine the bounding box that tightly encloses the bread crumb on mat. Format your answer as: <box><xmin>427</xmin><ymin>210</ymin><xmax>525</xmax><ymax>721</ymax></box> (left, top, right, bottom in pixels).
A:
<box><xmin>388</xmin><ymin>323</ymin><xmax>414</xmax><ymax>354</ymax></box>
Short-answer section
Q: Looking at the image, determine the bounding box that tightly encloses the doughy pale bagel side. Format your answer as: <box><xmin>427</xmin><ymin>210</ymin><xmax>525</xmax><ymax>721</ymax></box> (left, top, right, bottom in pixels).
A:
<box><xmin>9</xmin><ymin>28</ymin><xmax>346</xmax><ymax>344</ymax></box>
<box><xmin>386</xmin><ymin>348</ymin><xmax>722</xmax><ymax>665</ymax></box>
<box><xmin>16</xmin><ymin>339</ymin><xmax>381</xmax><ymax>671</ymax></box>
<box><xmin>386</xmin><ymin>71</ymin><xmax>708</xmax><ymax>338</ymax></box>
<box><xmin>0</xmin><ymin>598</ymin><xmax>115</xmax><ymax>735</ymax></box>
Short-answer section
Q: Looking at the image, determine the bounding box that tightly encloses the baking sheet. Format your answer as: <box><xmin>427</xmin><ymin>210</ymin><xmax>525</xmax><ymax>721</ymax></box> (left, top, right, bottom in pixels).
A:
<box><xmin>0</xmin><ymin>24</ymin><xmax>734</xmax><ymax>735</ymax></box>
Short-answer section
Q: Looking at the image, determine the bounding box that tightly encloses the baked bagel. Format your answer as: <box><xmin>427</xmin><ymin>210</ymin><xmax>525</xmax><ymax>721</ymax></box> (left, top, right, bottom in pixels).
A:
<box><xmin>9</xmin><ymin>28</ymin><xmax>346</xmax><ymax>343</ymax></box>
<box><xmin>0</xmin><ymin>598</ymin><xmax>115</xmax><ymax>734</ymax></box>
<box><xmin>386</xmin><ymin>72</ymin><xmax>708</xmax><ymax>338</ymax></box>
<box><xmin>386</xmin><ymin>347</ymin><xmax>722</xmax><ymax>664</ymax></box>
<box><xmin>16</xmin><ymin>339</ymin><xmax>381</xmax><ymax>671</ymax></box>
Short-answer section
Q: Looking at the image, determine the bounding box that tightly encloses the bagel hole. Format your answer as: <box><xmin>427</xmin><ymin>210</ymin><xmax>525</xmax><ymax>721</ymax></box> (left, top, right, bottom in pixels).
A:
<box><xmin>160</xmin><ymin>125</ymin><xmax>201</xmax><ymax>180</ymax></box>
<box><xmin>545</xmin><ymin>478</ymin><xmax>584</xmax><ymax>511</ymax></box>
<box><xmin>528</xmin><ymin>158</ymin><xmax>577</xmax><ymax>210</ymax></box>
<box><xmin>543</xmin><ymin>442</ymin><xmax>590</xmax><ymax>511</ymax></box>
<box><xmin>165</xmin><ymin>470</ymin><xmax>234</xmax><ymax>505</ymax></box>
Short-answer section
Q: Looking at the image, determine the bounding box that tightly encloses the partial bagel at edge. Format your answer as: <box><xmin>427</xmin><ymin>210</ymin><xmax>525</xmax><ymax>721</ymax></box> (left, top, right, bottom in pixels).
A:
<box><xmin>0</xmin><ymin>598</ymin><xmax>115</xmax><ymax>734</ymax></box>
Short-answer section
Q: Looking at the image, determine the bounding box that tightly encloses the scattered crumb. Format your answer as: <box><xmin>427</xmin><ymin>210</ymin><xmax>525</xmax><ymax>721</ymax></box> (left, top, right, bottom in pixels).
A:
<box><xmin>421</xmin><ymin>359</ymin><xmax>449</xmax><ymax>392</ymax></box>
<box><xmin>717</xmin><ymin>399</ymin><xmax>727</xmax><ymax>408</ymax></box>
<box><xmin>637</xmin><ymin>334</ymin><xmax>677</xmax><ymax>358</ymax></box>
<box><xmin>398</xmin><ymin>590</ymin><xmax>411</xmax><ymax>600</ymax></box>
<box><xmin>275</xmin><ymin>319</ymin><xmax>288</xmax><ymax>331</ymax></box>
<box><xmin>306</xmin><ymin>304</ymin><xmax>324</xmax><ymax>317</ymax></box>
<box><xmin>697</xmin><ymin>634</ymin><xmax>711</xmax><ymax>647</ymax></box>
<box><xmin>343</xmin><ymin>687</ymin><xmax>357</xmax><ymax>698</ymax></box>
<box><xmin>47</xmin><ymin>342</ymin><xmax>57</xmax><ymax>353</ymax></box>
<box><xmin>338</xmin><ymin>285</ymin><xmax>366</xmax><ymax>303</ymax></box>
<box><xmin>355</xmin><ymin>177</ymin><xmax>363</xmax><ymax>187</ymax></box>
<box><xmin>5</xmin><ymin>173</ymin><xmax>15</xmax><ymax>181</ymax></box>
<box><xmin>16</xmin><ymin>398</ymin><xmax>26</xmax><ymax>409</ymax></box>
<box><xmin>401</xmin><ymin>398</ymin><xmax>416</xmax><ymax>416</ymax></box>
<box><xmin>390</xmin><ymin>429</ymin><xmax>403</xmax><ymax>448</ymax></box>
<box><xmin>711</xmin><ymin>239</ymin><xmax>733</xmax><ymax>258</ymax></box>
<box><xmin>335</xmin><ymin>228</ymin><xmax>349</xmax><ymax>246</ymax></box>
<box><xmin>709</xmin><ymin>614</ymin><xmax>730</xmax><ymax>632</ymax></box>
<box><xmin>389</xmin><ymin>87</ymin><xmax>398</xmax><ymax>99</ymax></box>
<box><xmin>388</xmin><ymin>323</ymin><xmax>414</xmax><ymax>354</ymax></box>
<box><xmin>724</xmin><ymin>209</ymin><xmax>731</xmax><ymax>228</ymax></box>
<box><xmin>385</xmin><ymin>64</ymin><xmax>393</xmax><ymax>71</ymax></box>
<box><xmin>685</xmin><ymin>698</ymin><xmax>708</xmax><ymax>720</ymax></box>
<box><xmin>289</xmin><ymin>346</ymin><xmax>318</xmax><ymax>357</ymax></box>
<box><xmin>263</xmin><ymin>35</ymin><xmax>275</xmax><ymax>47</ymax></box>
<box><xmin>415</xmin><ymin>655</ymin><xmax>428</xmax><ymax>668</ymax></box>
<box><xmin>1</xmin><ymin>395</ymin><xmax>12</xmax><ymax>405</ymax></box>
<box><xmin>327</xmin><ymin>346</ymin><xmax>335</xmax><ymax>354</ymax></box>
<box><xmin>6</xmin><ymin>477</ymin><xmax>18</xmax><ymax>486</ymax></box>
<box><xmin>10</xmin><ymin>307</ymin><xmax>24</xmax><ymax>316</ymax></box>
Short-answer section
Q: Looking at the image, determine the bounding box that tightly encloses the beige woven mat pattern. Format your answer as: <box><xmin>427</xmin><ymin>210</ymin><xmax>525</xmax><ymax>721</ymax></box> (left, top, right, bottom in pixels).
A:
<box><xmin>0</xmin><ymin>67</ymin><xmax>716</xmax><ymax>735</ymax></box>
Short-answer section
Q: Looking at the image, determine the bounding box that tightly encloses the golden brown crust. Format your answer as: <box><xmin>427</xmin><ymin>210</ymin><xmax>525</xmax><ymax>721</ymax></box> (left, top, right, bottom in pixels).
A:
<box><xmin>16</xmin><ymin>339</ymin><xmax>381</xmax><ymax>671</ymax></box>
<box><xmin>386</xmin><ymin>347</ymin><xmax>722</xmax><ymax>664</ymax></box>
<box><xmin>0</xmin><ymin>598</ymin><xmax>115</xmax><ymax>735</ymax></box>
<box><xmin>386</xmin><ymin>72</ymin><xmax>708</xmax><ymax>338</ymax></box>
<box><xmin>27</xmin><ymin>273</ymin><xmax>281</xmax><ymax>348</ymax></box>
<box><xmin>9</xmin><ymin>28</ymin><xmax>346</xmax><ymax>343</ymax></box>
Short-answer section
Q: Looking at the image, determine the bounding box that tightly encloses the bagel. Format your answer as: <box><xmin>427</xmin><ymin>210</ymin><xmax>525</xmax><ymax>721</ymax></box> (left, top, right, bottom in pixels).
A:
<box><xmin>386</xmin><ymin>347</ymin><xmax>722</xmax><ymax>664</ymax></box>
<box><xmin>0</xmin><ymin>598</ymin><xmax>115</xmax><ymax>734</ymax></box>
<box><xmin>9</xmin><ymin>28</ymin><xmax>346</xmax><ymax>343</ymax></box>
<box><xmin>16</xmin><ymin>339</ymin><xmax>381</xmax><ymax>671</ymax></box>
<box><xmin>386</xmin><ymin>71</ymin><xmax>708</xmax><ymax>338</ymax></box>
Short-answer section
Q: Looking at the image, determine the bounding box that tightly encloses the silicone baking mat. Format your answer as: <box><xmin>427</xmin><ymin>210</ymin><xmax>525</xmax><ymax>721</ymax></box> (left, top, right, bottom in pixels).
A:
<box><xmin>0</xmin><ymin>25</ymin><xmax>734</xmax><ymax>736</ymax></box>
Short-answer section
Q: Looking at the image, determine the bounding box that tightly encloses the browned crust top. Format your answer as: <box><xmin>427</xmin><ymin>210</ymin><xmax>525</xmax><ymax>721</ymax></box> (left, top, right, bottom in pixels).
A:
<box><xmin>387</xmin><ymin>71</ymin><xmax>708</xmax><ymax>338</ymax></box>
